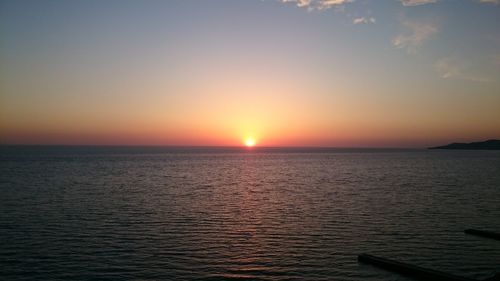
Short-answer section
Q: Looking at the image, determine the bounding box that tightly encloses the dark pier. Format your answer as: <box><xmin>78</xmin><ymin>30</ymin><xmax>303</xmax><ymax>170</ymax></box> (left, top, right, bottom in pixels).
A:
<box><xmin>358</xmin><ymin>254</ymin><xmax>478</xmax><ymax>281</ymax></box>
<box><xmin>465</xmin><ymin>229</ymin><xmax>500</xmax><ymax>241</ymax></box>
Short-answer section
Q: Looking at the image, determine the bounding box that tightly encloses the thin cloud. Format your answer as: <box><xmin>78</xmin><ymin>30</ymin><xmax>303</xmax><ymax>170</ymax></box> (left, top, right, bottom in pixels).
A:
<box><xmin>353</xmin><ymin>17</ymin><xmax>376</xmax><ymax>24</ymax></box>
<box><xmin>435</xmin><ymin>57</ymin><xmax>491</xmax><ymax>82</ymax></box>
<box><xmin>400</xmin><ymin>0</ymin><xmax>498</xmax><ymax>6</ymax></box>
<box><xmin>477</xmin><ymin>0</ymin><xmax>499</xmax><ymax>4</ymax></box>
<box><xmin>392</xmin><ymin>21</ymin><xmax>438</xmax><ymax>53</ymax></box>
<box><xmin>400</xmin><ymin>0</ymin><xmax>437</xmax><ymax>6</ymax></box>
<box><xmin>279</xmin><ymin>0</ymin><xmax>354</xmax><ymax>10</ymax></box>
<box><xmin>280</xmin><ymin>0</ymin><xmax>497</xmax><ymax>11</ymax></box>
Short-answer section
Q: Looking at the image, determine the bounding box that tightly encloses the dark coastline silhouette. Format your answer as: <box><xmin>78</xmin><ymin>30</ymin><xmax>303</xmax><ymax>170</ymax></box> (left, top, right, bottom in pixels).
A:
<box><xmin>429</xmin><ymin>139</ymin><xmax>500</xmax><ymax>150</ymax></box>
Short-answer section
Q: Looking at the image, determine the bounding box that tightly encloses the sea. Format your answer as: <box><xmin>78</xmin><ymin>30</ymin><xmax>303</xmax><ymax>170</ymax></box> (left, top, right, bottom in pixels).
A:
<box><xmin>1</xmin><ymin>146</ymin><xmax>499</xmax><ymax>281</ymax></box>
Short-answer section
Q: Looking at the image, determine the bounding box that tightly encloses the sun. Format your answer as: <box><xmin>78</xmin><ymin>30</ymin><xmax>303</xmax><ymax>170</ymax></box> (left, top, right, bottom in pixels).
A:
<box><xmin>244</xmin><ymin>137</ymin><xmax>256</xmax><ymax>147</ymax></box>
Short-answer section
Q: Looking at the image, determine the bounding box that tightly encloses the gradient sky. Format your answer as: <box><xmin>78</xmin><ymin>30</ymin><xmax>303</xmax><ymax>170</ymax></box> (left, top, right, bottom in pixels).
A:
<box><xmin>1</xmin><ymin>0</ymin><xmax>499</xmax><ymax>147</ymax></box>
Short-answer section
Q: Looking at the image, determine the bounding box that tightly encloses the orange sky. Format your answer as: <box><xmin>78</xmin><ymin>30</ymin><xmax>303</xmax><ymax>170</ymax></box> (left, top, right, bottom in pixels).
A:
<box><xmin>1</xmin><ymin>1</ymin><xmax>500</xmax><ymax>147</ymax></box>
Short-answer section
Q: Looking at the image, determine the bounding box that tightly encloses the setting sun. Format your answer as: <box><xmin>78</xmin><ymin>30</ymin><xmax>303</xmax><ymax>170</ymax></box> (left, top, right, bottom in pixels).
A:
<box><xmin>244</xmin><ymin>138</ymin><xmax>256</xmax><ymax>147</ymax></box>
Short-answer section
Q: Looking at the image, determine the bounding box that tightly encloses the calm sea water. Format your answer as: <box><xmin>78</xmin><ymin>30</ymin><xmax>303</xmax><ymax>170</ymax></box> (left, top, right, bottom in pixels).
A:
<box><xmin>1</xmin><ymin>146</ymin><xmax>500</xmax><ymax>281</ymax></box>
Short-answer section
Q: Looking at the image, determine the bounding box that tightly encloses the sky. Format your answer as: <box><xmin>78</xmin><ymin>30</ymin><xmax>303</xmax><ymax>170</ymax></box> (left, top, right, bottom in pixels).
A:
<box><xmin>1</xmin><ymin>0</ymin><xmax>499</xmax><ymax>147</ymax></box>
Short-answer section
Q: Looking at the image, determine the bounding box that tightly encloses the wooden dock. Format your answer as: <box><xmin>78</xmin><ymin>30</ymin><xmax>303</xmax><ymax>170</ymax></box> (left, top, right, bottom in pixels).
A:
<box><xmin>358</xmin><ymin>254</ymin><xmax>478</xmax><ymax>281</ymax></box>
<box><xmin>465</xmin><ymin>229</ymin><xmax>500</xmax><ymax>241</ymax></box>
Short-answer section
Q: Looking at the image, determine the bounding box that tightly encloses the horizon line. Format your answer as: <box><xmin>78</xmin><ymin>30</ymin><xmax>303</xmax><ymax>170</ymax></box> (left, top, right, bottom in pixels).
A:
<box><xmin>0</xmin><ymin>144</ymin><xmax>428</xmax><ymax>150</ymax></box>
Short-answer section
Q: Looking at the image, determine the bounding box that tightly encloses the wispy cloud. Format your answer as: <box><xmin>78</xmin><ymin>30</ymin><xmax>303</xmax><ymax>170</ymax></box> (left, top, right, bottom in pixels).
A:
<box><xmin>279</xmin><ymin>0</ymin><xmax>354</xmax><ymax>10</ymax></box>
<box><xmin>280</xmin><ymin>0</ymin><xmax>497</xmax><ymax>11</ymax></box>
<box><xmin>399</xmin><ymin>0</ymin><xmax>498</xmax><ymax>6</ymax></box>
<box><xmin>392</xmin><ymin>20</ymin><xmax>438</xmax><ymax>53</ymax></box>
<box><xmin>400</xmin><ymin>0</ymin><xmax>437</xmax><ymax>6</ymax></box>
<box><xmin>435</xmin><ymin>57</ymin><xmax>491</xmax><ymax>82</ymax></box>
<box><xmin>477</xmin><ymin>0</ymin><xmax>499</xmax><ymax>4</ymax></box>
<box><xmin>353</xmin><ymin>17</ymin><xmax>375</xmax><ymax>24</ymax></box>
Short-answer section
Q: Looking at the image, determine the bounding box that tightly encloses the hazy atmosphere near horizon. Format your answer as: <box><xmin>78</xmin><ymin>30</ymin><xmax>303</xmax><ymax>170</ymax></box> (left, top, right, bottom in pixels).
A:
<box><xmin>1</xmin><ymin>0</ymin><xmax>499</xmax><ymax>147</ymax></box>
<box><xmin>1</xmin><ymin>1</ymin><xmax>500</xmax><ymax>281</ymax></box>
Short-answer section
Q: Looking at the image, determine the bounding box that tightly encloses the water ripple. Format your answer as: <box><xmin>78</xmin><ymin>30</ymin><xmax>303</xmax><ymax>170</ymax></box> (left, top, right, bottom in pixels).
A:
<box><xmin>1</xmin><ymin>149</ymin><xmax>500</xmax><ymax>280</ymax></box>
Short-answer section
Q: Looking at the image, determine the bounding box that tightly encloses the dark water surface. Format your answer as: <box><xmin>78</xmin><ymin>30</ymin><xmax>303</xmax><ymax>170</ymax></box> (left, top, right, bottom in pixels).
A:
<box><xmin>1</xmin><ymin>146</ymin><xmax>500</xmax><ymax>280</ymax></box>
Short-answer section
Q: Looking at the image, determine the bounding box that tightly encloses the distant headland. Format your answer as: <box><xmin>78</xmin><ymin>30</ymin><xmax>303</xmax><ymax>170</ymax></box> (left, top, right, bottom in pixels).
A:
<box><xmin>429</xmin><ymin>139</ymin><xmax>500</xmax><ymax>150</ymax></box>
